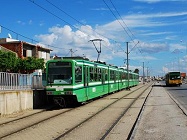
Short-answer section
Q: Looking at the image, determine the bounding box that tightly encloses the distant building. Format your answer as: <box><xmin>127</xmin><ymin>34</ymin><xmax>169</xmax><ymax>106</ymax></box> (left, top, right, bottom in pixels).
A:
<box><xmin>181</xmin><ymin>72</ymin><xmax>186</xmax><ymax>79</ymax></box>
<box><xmin>0</xmin><ymin>38</ymin><xmax>52</xmax><ymax>62</ymax></box>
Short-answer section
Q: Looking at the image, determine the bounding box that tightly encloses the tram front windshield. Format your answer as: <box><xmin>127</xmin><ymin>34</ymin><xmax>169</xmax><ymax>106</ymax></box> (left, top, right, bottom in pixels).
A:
<box><xmin>47</xmin><ymin>62</ymin><xmax>72</xmax><ymax>84</ymax></box>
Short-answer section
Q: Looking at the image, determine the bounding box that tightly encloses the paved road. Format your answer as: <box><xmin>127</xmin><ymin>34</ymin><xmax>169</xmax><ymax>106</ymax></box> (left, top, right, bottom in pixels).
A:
<box><xmin>164</xmin><ymin>82</ymin><xmax>187</xmax><ymax>111</ymax></box>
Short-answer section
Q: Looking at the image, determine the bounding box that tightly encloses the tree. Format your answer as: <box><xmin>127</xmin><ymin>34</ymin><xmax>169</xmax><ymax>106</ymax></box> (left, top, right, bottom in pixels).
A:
<box><xmin>134</xmin><ymin>68</ymin><xmax>139</xmax><ymax>74</ymax></box>
<box><xmin>0</xmin><ymin>50</ymin><xmax>45</xmax><ymax>73</ymax></box>
<box><xmin>0</xmin><ymin>50</ymin><xmax>17</xmax><ymax>72</ymax></box>
<box><xmin>35</xmin><ymin>58</ymin><xmax>45</xmax><ymax>70</ymax></box>
<box><xmin>14</xmin><ymin>58</ymin><xmax>22</xmax><ymax>73</ymax></box>
<box><xmin>19</xmin><ymin>57</ymin><xmax>45</xmax><ymax>73</ymax></box>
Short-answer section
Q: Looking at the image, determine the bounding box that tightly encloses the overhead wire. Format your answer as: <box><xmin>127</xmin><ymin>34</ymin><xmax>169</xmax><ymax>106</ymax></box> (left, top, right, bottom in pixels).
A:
<box><xmin>0</xmin><ymin>24</ymin><xmax>72</xmax><ymax>57</ymax></box>
<box><xmin>44</xmin><ymin>0</ymin><xmax>125</xmax><ymax>53</ymax></box>
<box><xmin>102</xmin><ymin>0</ymin><xmax>148</xmax><ymax>66</ymax></box>
<box><xmin>0</xmin><ymin>1</ymin><xmax>115</xmax><ymax>58</ymax></box>
<box><xmin>102</xmin><ymin>0</ymin><xmax>134</xmax><ymax>42</ymax></box>
<box><xmin>4</xmin><ymin>0</ymin><xmax>146</xmax><ymax>66</ymax></box>
<box><xmin>103</xmin><ymin>0</ymin><xmax>146</xmax><ymax>61</ymax></box>
<box><xmin>30</xmin><ymin>0</ymin><xmax>124</xmax><ymax>54</ymax></box>
<box><xmin>109</xmin><ymin>0</ymin><xmax>145</xmax><ymax>58</ymax></box>
<box><xmin>109</xmin><ymin>0</ymin><xmax>137</xmax><ymax>41</ymax></box>
<box><xmin>29</xmin><ymin>0</ymin><xmax>76</xmax><ymax>30</ymax></box>
<box><xmin>45</xmin><ymin>0</ymin><xmax>84</xmax><ymax>26</ymax></box>
<box><xmin>44</xmin><ymin>0</ymin><xmax>147</xmax><ymax>66</ymax></box>
<box><xmin>107</xmin><ymin>0</ymin><xmax>144</xmax><ymax>56</ymax></box>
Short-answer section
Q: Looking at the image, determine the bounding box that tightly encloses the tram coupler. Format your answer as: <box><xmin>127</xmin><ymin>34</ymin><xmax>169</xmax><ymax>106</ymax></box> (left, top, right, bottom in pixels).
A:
<box><xmin>53</xmin><ymin>97</ymin><xmax>66</xmax><ymax>108</ymax></box>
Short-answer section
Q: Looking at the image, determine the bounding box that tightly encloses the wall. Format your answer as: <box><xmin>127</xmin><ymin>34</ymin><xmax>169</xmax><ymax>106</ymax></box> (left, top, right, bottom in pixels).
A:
<box><xmin>0</xmin><ymin>90</ymin><xmax>48</xmax><ymax>116</ymax></box>
<box><xmin>0</xmin><ymin>90</ymin><xmax>33</xmax><ymax>116</ymax></box>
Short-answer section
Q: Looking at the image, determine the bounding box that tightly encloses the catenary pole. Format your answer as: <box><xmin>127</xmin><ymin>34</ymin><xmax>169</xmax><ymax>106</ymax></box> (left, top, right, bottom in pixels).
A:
<box><xmin>143</xmin><ymin>62</ymin><xmax>145</xmax><ymax>84</ymax></box>
<box><xmin>126</xmin><ymin>42</ymin><xmax>130</xmax><ymax>90</ymax></box>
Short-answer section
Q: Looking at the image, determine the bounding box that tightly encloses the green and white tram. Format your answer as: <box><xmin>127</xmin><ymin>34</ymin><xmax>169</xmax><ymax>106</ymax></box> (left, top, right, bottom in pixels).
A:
<box><xmin>45</xmin><ymin>57</ymin><xmax>139</xmax><ymax>106</ymax></box>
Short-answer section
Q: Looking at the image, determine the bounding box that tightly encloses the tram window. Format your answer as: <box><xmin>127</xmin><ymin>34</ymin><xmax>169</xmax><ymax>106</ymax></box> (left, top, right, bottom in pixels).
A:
<box><xmin>122</xmin><ymin>73</ymin><xmax>125</xmax><ymax>80</ymax></box>
<box><xmin>101</xmin><ymin>69</ymin><xmax>105</xmax><ymax>84</ymax></box>
<box><xmin>116</xmin><ymin>72</ymin><xmax>119</xmax><ymax>81</ymax></box>
<box><xmin>105</xmin><ymin>70</ymin><xmax>108</xmax><ymax>81</ymax></box>
<box><xmin>129</xmin><ymin>73</ymin><xmax>133</xmax><ymax>79</ymax></box>
<box><xmin>110</xmin><ymin>70</ymin><xmax>115</xmax><ymax>81</ymax></box>
<box><xmin>90</xmin><ymin>67</ymin><xmax>94</xmax><ymax>82</ymax></box>
<box><xmin>120</xmin><ymin>72</ymin><xmax>123</xmax><ymax>81</ymax></box>
<box><xmin>94</xmin><ymin>68</ymin><xmax>97</xmax><ymax>81</ymax></box>
<box><xmin>98</xmin><ymin>68</ymin><xmax>102</xmax><ymax>81</ymax></box>
<box><xmin>89</xmin><ymin>67</ymin><xmax>104</xmax><ymax>82</ymax></box>
<box><xmin>75</xmin><ymin>66</ymin><xmax>82</xmax><ymax>83</ymax></box>
<box><xmin>114</xmin><ymin>71</ymin><xmax>116</xmax><ymax>82</ymax></box>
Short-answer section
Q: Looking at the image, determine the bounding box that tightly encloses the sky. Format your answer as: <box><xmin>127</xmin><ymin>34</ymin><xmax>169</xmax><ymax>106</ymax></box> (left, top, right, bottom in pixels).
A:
<box><xmin>1</xmin><ymin>0</ymin><xmax>187</xmax><ymax>77</ymax></box>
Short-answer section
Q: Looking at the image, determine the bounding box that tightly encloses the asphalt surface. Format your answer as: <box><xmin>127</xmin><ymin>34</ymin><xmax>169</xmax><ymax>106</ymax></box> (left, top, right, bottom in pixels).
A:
<box><xmin>164</xmin><ymin>81</ymin><xmax>187</xmax><ymax>112</ymax></box>
<box><xmin>131</xmin><ymin>81</ymin><xmax>187</xmax><ymax>140</ymax></box>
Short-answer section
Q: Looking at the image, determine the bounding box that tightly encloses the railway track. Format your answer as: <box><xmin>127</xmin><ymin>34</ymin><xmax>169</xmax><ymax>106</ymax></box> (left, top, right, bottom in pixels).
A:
<box><xmin>0</xmin><ymin>83</ymin><xmax>153</xmax><ymax>140</ymax></box>
<box><xmin>0</xmin><ymin>106</ymin><xmax>55</xmax><ymax>126</ymax></box>
<box><xmin>0</xmin><ymin>107</ymin><xmax>74</xmax><ymax>139</ymax></box>
<box><xmin>56</xmin><ymin>82</ymin><xmax>154</xmax><ymax>140</ymax></box>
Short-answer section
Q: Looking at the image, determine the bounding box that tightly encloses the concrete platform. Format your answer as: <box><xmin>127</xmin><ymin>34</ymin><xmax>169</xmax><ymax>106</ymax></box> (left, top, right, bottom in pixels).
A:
<box><xmin>132</xmin><ymin>83</ymin><xmax>187</xmax><ymax>140</ymax></box>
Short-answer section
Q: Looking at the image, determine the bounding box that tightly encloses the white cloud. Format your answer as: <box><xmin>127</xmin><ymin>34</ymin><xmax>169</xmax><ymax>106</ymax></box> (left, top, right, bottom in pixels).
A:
<box><xmin>138</xmin><ymin>42</ymin><xmax>169</xmax><ymax>53</ymax></box>
<box><xmin>35</xmin><ymin>9</ymin><xmax>187</xmax><ymax>67</ymax></box>
<box><xmin>28</xmin><ymin>20</ymin><xmax>32</xmax><ymax>25</ymax></box>
<box><xmin>134</xmin><ymin>0</ymin><xmax>186</xmax><ymax>3</ymax></box>
<box><xmin>36</xmin><ymin>33</ymin><xmax>58</xmax><ymax>45</ymax></box>
<box><xmin>169</xmin><ymin>43</ymin><xmax>186</xmax><ymax>52</ymax></box>
<box><xmin>91</xmin><ymin>8</ymin><xmax>109</xmax><ymax>11</ymax></box>
<box><xmin>122</xmin><ymin>12</ymin><xmax>187</xmax><ymax>28</ymax></box>
<box><xmin>17</xmin><ymin>20</ymin><xmax>25</xmax><ymax>25</ymax></box>
<box><xmin>36</xmin><ymin>25</ymin><xmax>113</xmax><ymax>62</ymax></box>
<box><xmin>141</xmin><ymin>31</ymin><xmax>172</xmax><ymax>36</ymax></box>
<box><xmin>17</xmin><ymin>20</ymin><xmax>33</xmax><ymax>25</ymax></box>
<box><xmin>93</xmin><ymin>11</ymin><xmax>187</xmax><ymax>43</ymax></box>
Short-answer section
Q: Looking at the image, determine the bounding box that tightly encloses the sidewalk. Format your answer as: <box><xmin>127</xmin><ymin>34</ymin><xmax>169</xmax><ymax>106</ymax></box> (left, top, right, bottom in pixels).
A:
<box><xmin>132</xmin><ymin>83</ymin><xmax>187</xmax><ymax>140</ymax></box>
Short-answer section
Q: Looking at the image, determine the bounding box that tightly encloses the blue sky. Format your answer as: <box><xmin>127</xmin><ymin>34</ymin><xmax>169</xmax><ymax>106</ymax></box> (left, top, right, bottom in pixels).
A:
<box><xmin>1</xmin><ymin>0</ymin><xmax>187</xmax><ymax>77</ymax></box>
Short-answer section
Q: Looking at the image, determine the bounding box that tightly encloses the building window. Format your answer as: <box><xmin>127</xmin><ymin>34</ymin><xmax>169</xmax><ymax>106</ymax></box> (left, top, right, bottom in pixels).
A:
<box><xmin>23</xmin><ymin>49</ymin><xmax>27</xmax><ymax>57</ymax></box>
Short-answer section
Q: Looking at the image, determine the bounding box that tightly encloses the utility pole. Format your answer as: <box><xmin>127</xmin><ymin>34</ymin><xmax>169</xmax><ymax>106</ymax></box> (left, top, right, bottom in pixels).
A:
<box><xmin>125</xmin><ymin>41</ymin><xmax>139</xmax><ymax>90</ymax></box>
<box><xmin>126</xmin><ymin>42</ymin><xmax>130</xmax><ymax>90</ymax></box>
<box><xmin>143</xmin><ymin>62</ymin><xmax>145</xmax><ymax>84</ymax></box>
<box><xmin>147</xmin><ymin>67</ymin><xmax>149</xmax><ymax>82</ymax></box>
<box><xmin>70</xmin><ymin>49</ymin><xmax>73</xmax><ymax>57</ymax></box>
<box><xmin>69</xmin><ymin>49</ymin><xmax>77</xmax><ymax>57</ymax></box>
<box><xmin>186</xmin><ymin>43</ymin><xmax>187</xmax><ymax>75</ymax></box>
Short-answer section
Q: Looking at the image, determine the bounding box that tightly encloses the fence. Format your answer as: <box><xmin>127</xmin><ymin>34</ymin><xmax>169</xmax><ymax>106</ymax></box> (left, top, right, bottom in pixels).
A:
<box><xmin>32</xmin><ymin>75</ymin><xmax>45</xmax><ymax>89</ymax></box>
<box><xmin>0</xmin><ymin>72</ymin><xmax>45</xmax><ymax>91</ymax></box>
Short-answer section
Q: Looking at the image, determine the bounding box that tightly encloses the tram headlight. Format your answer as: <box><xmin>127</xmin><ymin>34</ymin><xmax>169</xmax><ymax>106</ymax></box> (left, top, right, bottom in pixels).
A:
<box><xmin>65</xmin><ymin>91</ymin><xmax>73</xmax><ymax>95</ymax></box>
<box><xmin>47</xmin><ymin>91</ymin><xmax>53</xmax><ymax>95</ymax></box>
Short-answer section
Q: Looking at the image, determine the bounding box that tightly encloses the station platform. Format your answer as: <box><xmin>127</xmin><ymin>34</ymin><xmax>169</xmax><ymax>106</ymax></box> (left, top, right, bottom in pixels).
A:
<box><xmin>132</xmin><ymin>82</ymin><xmax>187</xmax><ymax>139</ymax></box>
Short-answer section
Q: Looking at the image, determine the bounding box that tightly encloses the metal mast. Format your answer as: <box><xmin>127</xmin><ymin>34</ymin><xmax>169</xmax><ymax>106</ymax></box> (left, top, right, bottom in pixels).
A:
<box><xmin>126</xmin><ymin>42</ymin><xmax>130</xmax><ymax>90</ymax></box>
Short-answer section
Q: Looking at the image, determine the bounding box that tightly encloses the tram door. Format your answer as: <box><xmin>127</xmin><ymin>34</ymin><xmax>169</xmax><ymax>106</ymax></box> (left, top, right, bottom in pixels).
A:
<box><xmin>101</xmin><ymin>69</ymin><xmax>105</xmax><ymax>92</ymax></box>
<box><xmin>84</xmin><ymin>66</ymin><xmax>89</xmax><ymax>100</ymax></box>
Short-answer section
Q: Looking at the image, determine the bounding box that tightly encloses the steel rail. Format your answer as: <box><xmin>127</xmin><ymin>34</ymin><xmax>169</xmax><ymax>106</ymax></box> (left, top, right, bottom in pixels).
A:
<box><xmin>54</xmin><ymin>83</ymin><xmax>153</xmax><ymax>140</ymax></box>
<box><xmin>101</xmin><ymin>83</ymin><xmax>153</xmax><ymax>140</ymax></box>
